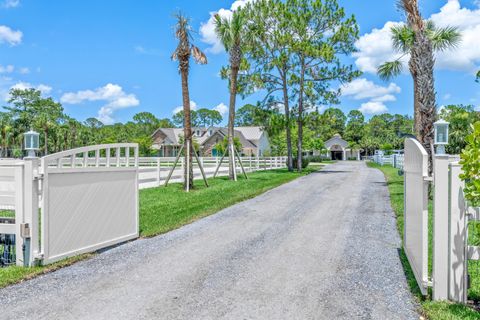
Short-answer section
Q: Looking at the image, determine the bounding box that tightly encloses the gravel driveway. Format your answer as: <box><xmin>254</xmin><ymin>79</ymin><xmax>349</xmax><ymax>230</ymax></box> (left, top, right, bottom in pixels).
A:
<box><xmin>0</xmin><ymin>161</ymin><xmax>419</xmax><ymax>320</ymax></box>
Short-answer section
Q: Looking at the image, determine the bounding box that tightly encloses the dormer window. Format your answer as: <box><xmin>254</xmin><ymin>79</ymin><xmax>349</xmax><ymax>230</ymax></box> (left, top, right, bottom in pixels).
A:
<box><xmin>196</xmin><ymin>130</ymin><xmax>200</xmax><ymax>136</ymax></box>
<box><xmin>209</xmin><ymin>130</ymin><xmax>213</xmax><ymax>136</ymax></box>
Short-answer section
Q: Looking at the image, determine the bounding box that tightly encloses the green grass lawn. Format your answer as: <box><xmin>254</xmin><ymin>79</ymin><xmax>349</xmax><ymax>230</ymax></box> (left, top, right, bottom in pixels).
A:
<box><xmin>368</xmin><ymin>162</ymin><xmax>480</xmax><ymax>320</ymax></box>
<box><xmin>0</xmin><ymin>165</ymin><xmax>320</xmax><ymax>288</ymax></box>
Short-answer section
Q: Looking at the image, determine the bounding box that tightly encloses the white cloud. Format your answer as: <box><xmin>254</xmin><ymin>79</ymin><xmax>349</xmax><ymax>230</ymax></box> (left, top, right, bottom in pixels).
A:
<box><xmin>200</xmin><ymin>0</ymin><xmax>255</xmax><ymax>53</ymax></box>
<box><xmin>134</xmin><ymin>45</ymin><xmax>162</xmax><ymax>56</ymax></box>
<box><xmin>443</xmin><ymin>93</ymin><xmax>452</xmax><ymax>100</ymax></box>
<box><xmin>359</xmin><ymin>101</ymin><xmax>388</xmax><ymax>115</ymax></box>
<box><xmin>353</xmin><ymin>21</ymin><xmax>405</xmax><ymax>74</ymax></box>
<box><xmin>61</xmin><ymin>83</ymin><xmax>140</xmax><ymax>124</ymax></box>
<box><xmin>0</xmin><ymin>64</ymin><xmax>14</xmax><ymax>73</ymax></box>
<box><xmin>2</xmin><ymin>0</ymin><xmax>19</xmax><ymax>8</ymax></box>
<box><xmin>354</xmin><ymin>0</ymin><xmax>480</xmax><ymax>74</ymax></box>
<box><xmin>172</xmin><ymin>101</ymin><xmax>198</xmax><ymax>115</ymax></box>
<box><xmin>341</xmin><ymin>78</ymin><xmax>401</xmax><ymax>101</ymax></box>
<box><xmin>341</xmin><ymin>78</ymin><xmax>400</xmax><ymax>115</ymax></box>
<box><xmin>0</xmin><ymin>25</ymin><xmax>22</xmax><ymax>45</ymax></box>
<box><xmin>213</xmin><ymin>102</ymin><xmax>228</xmax><ymax>115</ymax></box>
<box><xmin>18</xmin><ymin>67</ymin><xmax>29</xmax><ymax>74</ymax></box>
<box><xmin>11</xmin><ymin>82</ymin><xmax>52</xmax><ymax>94</ymax></box>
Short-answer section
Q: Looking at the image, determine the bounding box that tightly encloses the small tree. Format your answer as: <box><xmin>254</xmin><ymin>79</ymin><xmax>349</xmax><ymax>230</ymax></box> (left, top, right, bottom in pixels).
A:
<box><xmin>214</xmin><ymin>8</ymin><xmax>251</xmax><ymax>180</ymax></box>
<box><xmin>172</xmin><ymin>13</ymin><xmax>207</xmax><ymax>190</ymax></box>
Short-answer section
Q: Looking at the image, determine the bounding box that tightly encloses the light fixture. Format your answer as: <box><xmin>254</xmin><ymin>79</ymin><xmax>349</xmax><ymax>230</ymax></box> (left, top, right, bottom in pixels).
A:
<box><xmin>434</xmin><ymin>119</ymin><xmax>449</xmax><ymax>155</ymax></box>
<box><xmin>24</xmin><ymin>129</ymin><xmax>40</xmax><ymax>158</ymax></box>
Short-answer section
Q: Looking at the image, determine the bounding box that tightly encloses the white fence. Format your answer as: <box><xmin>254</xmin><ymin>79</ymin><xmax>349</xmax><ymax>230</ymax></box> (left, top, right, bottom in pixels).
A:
<box><xmin>0</xmin><ymin>143</ymin><xmax>140</xmax><ymax>266</ymax></box>
<box><xmin>403</xmin><ymin>137</ymin><xmax>474</xmax><ymax>304</ymax></box>
<box><xmin>137</xmin><ymin>156</ymin><xmax>287</xmax><ymax>189</ymax></box>
<box><xmin>373</xmin><ymin>154</ymin><xmax>404</xmax><ymax>169</ymax></box>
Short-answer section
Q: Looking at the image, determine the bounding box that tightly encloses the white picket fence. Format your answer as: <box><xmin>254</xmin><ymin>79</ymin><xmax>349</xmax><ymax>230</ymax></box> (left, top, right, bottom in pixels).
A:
<box><xmin>136</xmin><ymin>156</ymin><xmax>287</xmax><ymax>189</ymax></box>
<box><xmin>373</xmin><ymin>154</ymin><xmax>404</xmax><ymax>169</ymax></box>
<box><xmin>403</xmin><ymin>137</ymin><xmax>475</xmax><ymax>304</ymax></box>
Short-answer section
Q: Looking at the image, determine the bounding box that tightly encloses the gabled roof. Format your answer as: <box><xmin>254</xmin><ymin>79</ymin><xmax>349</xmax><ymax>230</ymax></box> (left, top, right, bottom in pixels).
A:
<box><xmin>235</xmin><ymin>127</ymin><xmax>265</xmax><ymax>141</ymax></box>
<box><xmin>152</xmin><ymin>127</ymin><xmax>260</xmax><ymax>149</ymax></box>
<box><xmin>325</xmin><ymin>134</ymin><xmax>349</xmax><ymax>148</ymax></box>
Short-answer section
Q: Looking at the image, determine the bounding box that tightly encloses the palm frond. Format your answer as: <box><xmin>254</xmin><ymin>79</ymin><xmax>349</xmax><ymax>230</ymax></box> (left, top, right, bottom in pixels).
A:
<box><xmin>476</xmin><ymin>70</ymin><xmax>480</xmax><ymax>83</ymax></box>
<box><xmin>391</xmin><ymin>24</ymin><xmax>414</xmax><ymax>52</ymax></box>
<box><xmin>191</xmin><ymin>46</ymin><xmax>208</xmax><ymax>65</ymax></box>
<box><xmin>428</xmin><ymin>24</ymin><xmax>461</xmax><ymax>51</ymax></box>
<box><xmin>377</xmin><ymin>60</ymin><xmax>404</xmax><ymax>81</ymax></box>
<box><xmin>214</xmin><ymin>14</ymin><xmax>234</xmax><ymax>50</ymax></box>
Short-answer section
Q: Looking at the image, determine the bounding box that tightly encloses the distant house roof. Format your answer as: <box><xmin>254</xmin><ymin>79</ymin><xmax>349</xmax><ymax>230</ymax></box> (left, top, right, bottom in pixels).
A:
<box><xmin>325</xmin><ymin>134</ymin><xmax>349</xmax><ymax>149</ymax></box>
<box><xmin>235</xmin><ymin>127</ymin><xmax>265</xmax><ymax>142</ymax></box>
<box><xmin>151</xmin><ymin>126</ymin><xmax>259</xmax><ymax>150</ymax></box>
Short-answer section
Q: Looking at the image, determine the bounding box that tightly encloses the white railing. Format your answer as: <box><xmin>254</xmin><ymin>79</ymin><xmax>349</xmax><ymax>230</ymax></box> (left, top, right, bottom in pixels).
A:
<box><xmin>136</xmin><ymin>156</ymin><xmax>287</xmax><ymax>189</ymax></box>
<box><xmin>373</xmin><ymin>154</ymin><xmax>404</xmax><ymax>169</ymax></box>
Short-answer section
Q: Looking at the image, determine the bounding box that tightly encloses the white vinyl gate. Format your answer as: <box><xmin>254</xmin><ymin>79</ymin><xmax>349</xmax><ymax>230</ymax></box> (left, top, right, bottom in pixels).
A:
<box><xmin>0</xmin><ymin>143</ymin><xmax>139</xmax><ymax>266</ymax></box>
<box><xmin>40</xmin><ymin>144</ymin><xmax>139</xmax><ymax>264</ymax></box>
<box><xmin>403</xmin><ymin>138</ymin><xmax>430</xmax><ymax>295</ymax></box>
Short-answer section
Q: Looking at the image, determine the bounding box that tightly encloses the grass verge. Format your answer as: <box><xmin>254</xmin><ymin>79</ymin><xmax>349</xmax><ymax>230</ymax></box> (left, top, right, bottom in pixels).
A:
<box><xmin>368</xmin><ymin>162</ymin><xmax>480</xmax><ymax>320</ymax></box>
<box><xmin>0</xmin><ymin>165</ymin><xmax>321</xmax><ymax>289</ymax></box>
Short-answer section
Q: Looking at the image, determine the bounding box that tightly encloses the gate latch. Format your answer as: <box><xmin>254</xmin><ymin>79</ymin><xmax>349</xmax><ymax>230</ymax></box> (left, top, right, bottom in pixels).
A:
<box><xmin>20</xmin><ymin>223</ymin><xmax>31</xmax><ymax>238</ymax></box>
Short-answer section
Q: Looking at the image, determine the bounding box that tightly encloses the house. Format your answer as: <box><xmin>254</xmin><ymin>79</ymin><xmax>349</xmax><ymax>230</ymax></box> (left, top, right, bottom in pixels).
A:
<box><xmin>151</xmin><ymin>126</ymin><xmax>271</xmax><ymax>157</ymax></box>
<box><xmin>324</xmin><ymin>134</ymin><xmax>361</xmax><ymax>161</ymax></box>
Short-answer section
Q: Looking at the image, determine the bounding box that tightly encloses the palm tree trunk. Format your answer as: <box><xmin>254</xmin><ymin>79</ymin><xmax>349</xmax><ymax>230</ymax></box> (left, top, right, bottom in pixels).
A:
<box><xmin>228</xmin><ymin>65</ymin><xmax>239</xmax><ymax>180</ymax></box>
<box><xmin>297</xmin><ymin>60</ymin><xmax>305</xmax><ymax>172</ymax></box>
<box><xmin>282</xmin><ymin>72</ymin><xmax>293</xmax><ymax>172</ymax></box>
<box><xmin>404</xmin><ymin>0</ymin><xmax>436</xmax><ymax>174</ymax></box>
<box><xmin>180</xmin><ymin>64</ymin><xmax>193</xmax><ymax>190</ymax></box>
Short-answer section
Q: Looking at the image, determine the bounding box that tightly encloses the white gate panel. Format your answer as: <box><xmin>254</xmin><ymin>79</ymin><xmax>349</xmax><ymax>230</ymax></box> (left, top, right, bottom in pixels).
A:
<box><xmin>41</xmin><ymin>144</ymin><xmax>139</xmax><ymax>264</ymax></box>
<box><xmin>404</xmin><ymin>138</ymin><xmax>429</xmax><ymax>295</ymax></box>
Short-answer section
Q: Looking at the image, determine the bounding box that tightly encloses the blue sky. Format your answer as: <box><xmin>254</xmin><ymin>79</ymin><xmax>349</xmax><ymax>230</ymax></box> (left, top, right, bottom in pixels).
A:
<box><xmin>0</xmin><ymin>0</ymin><xmax>479</xmax><ymax>124</ymax></box>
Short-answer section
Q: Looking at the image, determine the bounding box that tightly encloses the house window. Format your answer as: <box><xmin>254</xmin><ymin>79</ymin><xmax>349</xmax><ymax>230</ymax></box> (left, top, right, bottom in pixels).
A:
<box><xmin>196</xmin><ymin>130</ymin><xmax>200</xmax><ymax>136</ymax></box>
<box><xmin>209</xmin><ymin>130</ymin><xmax>212</xmax><ymax>136</ymax></box>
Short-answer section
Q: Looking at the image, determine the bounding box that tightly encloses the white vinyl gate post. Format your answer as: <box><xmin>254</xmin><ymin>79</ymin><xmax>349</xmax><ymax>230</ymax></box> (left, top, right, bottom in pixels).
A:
<box><xmin>14</xmin><ymin>165</ymin><xmax>24</xmax><ymax>266</ymax></box>
<box><xmin>157</xmin><ymin>158</ymin><xmax>161</xmax><ymax>187</ymax></box>
<box><xmin>432</xmin><ymin>155</ymin><xmax>451</xmax><ymax>300</ymax></box>
<box><xmin>22</xmin><ymin>159</ymin><xmax>40</xmax><ymax>266</ymax></box>
<box><xmin>448</xmin><ymin>162</ymin><xmax>468</xmax><ymax>303</ymax></box>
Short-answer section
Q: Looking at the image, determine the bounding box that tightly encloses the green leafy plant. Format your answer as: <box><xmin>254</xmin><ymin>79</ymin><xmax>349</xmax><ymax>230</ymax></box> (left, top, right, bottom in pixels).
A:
<box><xmin>460</xmin><ymin>122</ymin><xmax>480</xmax><ymax>207</ymax></box>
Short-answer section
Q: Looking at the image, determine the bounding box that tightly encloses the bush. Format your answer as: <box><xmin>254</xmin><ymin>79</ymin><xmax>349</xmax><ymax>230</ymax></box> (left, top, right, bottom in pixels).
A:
<box><xmin>305</xmin><ymin>155</ymin><xmax>330</xmax><ymax>163</ymax></box>
<box><xmin>293</xmin><ymin>157</ymin><xmax>310</xmax><ymax>169</ymax></box>
<box><xmin>460</xmin><ymin>122</ymin><xmax>480</xmax><ymax>206</ymax></box>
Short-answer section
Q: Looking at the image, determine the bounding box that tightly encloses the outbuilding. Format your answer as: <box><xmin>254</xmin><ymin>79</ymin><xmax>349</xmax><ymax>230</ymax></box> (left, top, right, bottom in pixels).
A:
<box><xmin>324</xmin><ymin>134</ymin><xmax>361</xmax><ymax>161</ymax></box>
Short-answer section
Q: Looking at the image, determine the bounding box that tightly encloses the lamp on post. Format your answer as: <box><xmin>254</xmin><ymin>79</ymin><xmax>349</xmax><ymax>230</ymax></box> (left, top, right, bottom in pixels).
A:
<box><xmin>24</xmin><ymin>129</ymin><xmax>40</xmax><ymax>158</ymax></box>
<box><xmin>434</xmin><ymin>119</ymin><xmax>449</xmax><ymax>155</ymax></box>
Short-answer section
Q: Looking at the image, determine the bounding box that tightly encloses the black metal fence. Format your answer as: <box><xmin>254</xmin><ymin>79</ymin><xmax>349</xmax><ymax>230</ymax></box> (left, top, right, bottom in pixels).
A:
<box><xmin>0</xmin><ymin>234</ymin><xmax>15</xmax><ymax>267</ymax></box>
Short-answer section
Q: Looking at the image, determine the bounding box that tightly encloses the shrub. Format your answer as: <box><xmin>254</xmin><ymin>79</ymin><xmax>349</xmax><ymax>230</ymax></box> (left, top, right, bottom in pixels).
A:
<box><xmin>460</xmin><ymin>122</ymin><xmax>480</xmax><ymax>206</ymax></box>
<box><xmin>293</xmin><ymin>157</ymin><xmax>310</xmax><ymax>169</ymax></box>
<box><xmin>306</xmin><ymin>155</ymin><xmax>330</xmax><ymax>163</ymax></box>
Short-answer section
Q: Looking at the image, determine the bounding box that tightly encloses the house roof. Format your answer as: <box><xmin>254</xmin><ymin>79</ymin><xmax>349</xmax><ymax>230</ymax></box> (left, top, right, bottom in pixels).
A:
<box><xmin>325</xmin><ymin>134</ymin><xmax>349</xmax><ymax>149</ymax></box>
<box><xmin>235</xmin><ymin>127</ymin><xmax>264</xmax><ymax>141</ymax></box>
<box><xmin>152</xmin><ymin>127</ymin><xmax>259</xmax><ymax>150</ymax></box>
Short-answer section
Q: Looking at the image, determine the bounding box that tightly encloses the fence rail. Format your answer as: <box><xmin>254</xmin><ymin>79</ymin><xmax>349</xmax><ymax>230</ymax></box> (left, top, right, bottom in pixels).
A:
<box><xmin>372</xmin><ymin>154</ymin><xmax>404</xmax><ymax>169</ymax></box>
<box><xmin>135</xmin><ymin>156</ymin><xmax>287</xmax><ymax>189</ymax></box>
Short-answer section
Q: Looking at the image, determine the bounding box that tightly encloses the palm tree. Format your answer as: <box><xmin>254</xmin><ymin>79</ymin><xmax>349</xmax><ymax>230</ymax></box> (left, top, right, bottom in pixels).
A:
<box><xmin>0</xmin><ymin>112</ymin><xmax>12</xmax><ymax>157</ymax></box>
<box><xmin>214</xmin><ymin>9</ymin><xmax>250</xmax><ymax>180</ymax></box>
<box><xmin>172</xmin><ymin>14</ymin><xmax>207</xmax><ymax>190</ymax></box>
<box><xmin>377</xmin><ymin>18</ymin><xmax>460</xmax><ymax>139</ymax></box>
